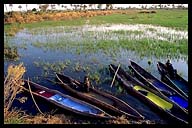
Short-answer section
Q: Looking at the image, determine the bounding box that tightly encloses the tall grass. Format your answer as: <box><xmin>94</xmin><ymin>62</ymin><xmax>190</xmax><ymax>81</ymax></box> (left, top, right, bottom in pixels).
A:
<box><xmin>4</xmin><ymin>63</ymin><xmax>27</xmax><ymax>124</ymax></box>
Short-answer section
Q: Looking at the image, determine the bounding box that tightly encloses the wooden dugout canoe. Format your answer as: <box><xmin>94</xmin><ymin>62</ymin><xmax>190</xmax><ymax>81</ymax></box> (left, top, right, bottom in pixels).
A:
<box><xmin>128</xmin><ymin>60</ymin><xmax>188</xmax><ymax>112</ymax></box>
<box><xmin>55</xmin><ymin>73</ymin><xmax>144</xmax><ymax>120</ymax></box>
<box><xmin>22</xmin><ymin>79</ymin><xmax>114</xmax><ymax>119</ymax></box>
<box><xmin>157</xmin><ymin>61</ymin><xmax>188</xmax><ymax>99</ymax></box>
<box><xmin>109</xmin><ymin>64</ymin><xmax>188</xmax><ymax>124</ymax></box>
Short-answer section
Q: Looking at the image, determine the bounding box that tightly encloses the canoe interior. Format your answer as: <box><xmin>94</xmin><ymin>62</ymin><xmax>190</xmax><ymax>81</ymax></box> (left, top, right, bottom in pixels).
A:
<box><xmin>133</xmin><ymin>85</ymin><xmax>173</xmax><ymax>110</ymax></box>
<box><xmin>57</xmin><ymin>73</ymin><xmax>114</xmax><ymax>105</ymax></box>
<box><xmin>90</xmin><ymin>88</ymin><xmax>143</xmax><ymax>118</ymax></box>
<box><xmin>49</xmin><ymin>94</ymin><xmax>99</xmax><ymax>114</ymax></box>
<box><xmin>161</xmin><ymin>76</ymin><xmax>188</xmax><ymax>99</ymax></box>
<box><xmin>59</xmin><ymin>75</ymin><xmax>116</xmax><ymax>105</ymax></box>
<box><xmin>148</xmin><ymin>79</ymin><xmax>188</xmax><ymax>109</ymax></box>
<box><xmin>171</xmin><ymin>79</ymin><xmax>188</xmax><ymax>95</ymax></box>
<box><xmin>82</xmin><ymin>91</ymin><xmax>114</xmax><ymax>105</ymax></box>
<box><xmin>55</xmin><ymin>73</ymin><xmax>114</xmax><ymax>106</ymax></box>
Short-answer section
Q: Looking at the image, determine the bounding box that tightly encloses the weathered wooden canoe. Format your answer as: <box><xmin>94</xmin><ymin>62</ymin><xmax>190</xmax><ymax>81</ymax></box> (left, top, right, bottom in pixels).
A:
<box><xmin>109</xmin><ymin>64</ymin><xmax>188</xmax><ymax>124</ymax></box>
<box><xmin>55</xmin><ymin>73</ymin><xmax>144</xmax><ymax>120</ymax></box>
<box><xmin>157</xmin><ymin>61</ymin><xmax>188</xmax><ymax>99</ymax></box>
<box><xmin>23</xmin><ymin>79</ymin><xmax>114</xmax><ymax>119</ymax></box>
<box><xmin>128</xmin><ymin>60</ymin><xmax>188</xmax><ymax>112</ymax></box>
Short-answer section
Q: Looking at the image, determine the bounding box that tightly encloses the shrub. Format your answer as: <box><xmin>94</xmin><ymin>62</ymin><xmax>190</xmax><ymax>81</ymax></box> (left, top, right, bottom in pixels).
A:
<box><xmin>32</xmin><ymin>8</ymin><xmax>37</xmax><ymax>12</ymax></box>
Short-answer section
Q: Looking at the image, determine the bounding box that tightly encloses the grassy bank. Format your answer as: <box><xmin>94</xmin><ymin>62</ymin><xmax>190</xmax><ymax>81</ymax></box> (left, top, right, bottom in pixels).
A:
<box><xmin>4</xmin><ymin>9</ymin><xmax>188</xmax><ymax>34</ymax></box>
<box><xmin>89</xmin><ymin>10</ymin><xmax>187</xmax><ymax>29</ymax></box>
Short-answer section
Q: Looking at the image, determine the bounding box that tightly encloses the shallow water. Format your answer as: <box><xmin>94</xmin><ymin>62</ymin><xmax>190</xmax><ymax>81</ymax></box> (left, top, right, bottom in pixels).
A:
<box><xmin>4</xmin><ymin>24</ymin><xmax>188</xmax><ymax>123</ymax></box>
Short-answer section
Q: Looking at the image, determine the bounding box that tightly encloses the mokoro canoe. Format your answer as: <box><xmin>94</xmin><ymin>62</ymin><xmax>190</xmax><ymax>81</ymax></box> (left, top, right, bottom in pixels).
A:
<box><xmin>128</xmin><ymin>60</ymin><xmax>188</xmax><ymax>112</ymax></box>
<box><xmin>55</xmin><ymin>73</ymin><xmax>144</xmax><ymax>120</ymax></box>
<box><xmin>23</xmin><ymin>79</ymin><xmax>114</xmax><ymax>119</ymax></box>
<box><xmin>109</xmin><ymin>64</ymin><xmax>188</xmax><ymax>124</ymax></box>
<box><xmin>157</xmin><ymin>61</ymin><xmax>188</xmax><ymax>98</ymax></box>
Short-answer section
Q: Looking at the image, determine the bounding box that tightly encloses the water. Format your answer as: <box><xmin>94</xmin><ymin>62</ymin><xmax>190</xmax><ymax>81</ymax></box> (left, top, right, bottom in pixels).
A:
<box><xmin>4</xmin><ymin>24</ymin><xmax>188</xmax><ymax>123</ymax></box>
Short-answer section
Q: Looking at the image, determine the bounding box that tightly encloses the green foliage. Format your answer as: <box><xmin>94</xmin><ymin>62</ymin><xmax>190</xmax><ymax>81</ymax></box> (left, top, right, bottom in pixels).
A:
<box><xmin>4</xmin><ymin>113</ymin><xmax>26</xmax><ymax>124</ymax></box>
<box><xmin>32</xmin><ymin>8</ymin><xmax>37</xmax><ymax>12</ymax></box>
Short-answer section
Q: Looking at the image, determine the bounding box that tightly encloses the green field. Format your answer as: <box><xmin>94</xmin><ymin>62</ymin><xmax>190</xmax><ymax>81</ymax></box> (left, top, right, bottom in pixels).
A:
<box><xmin>89</xmin><ymin>10</ymin><xmax>188</xmax><ymax>29</ymax></box>
<box><xmin>4</xmin><ymin>9</ymin><xmax>188</xmax><ymax>31</ymax></box>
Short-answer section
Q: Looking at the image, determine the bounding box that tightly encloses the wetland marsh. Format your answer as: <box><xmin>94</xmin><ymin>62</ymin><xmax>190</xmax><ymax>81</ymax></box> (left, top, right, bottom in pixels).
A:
<box><xmin>4</xmin><ymin>9</ymin><xmax>188</xmax><ymax>124</ymax></box>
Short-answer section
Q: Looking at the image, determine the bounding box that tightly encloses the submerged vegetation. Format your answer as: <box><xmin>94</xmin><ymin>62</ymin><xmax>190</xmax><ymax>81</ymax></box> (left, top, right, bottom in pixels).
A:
<box><xmin>33</xmin><ymin>61</ymin><xmax>69</xmax><ymax>73</ymax></box>
<box><xmin>9</xmin><ymin>24</ymin><xmax>187</xmax><ymax>60</ymax></box>
<box><xmin>4</xmin><ymin>46</ymin><xmax>19</xmax><ymax>60</ymax></box>
<box><xmin>4</xmin><ymin>37</ymin><xmax>20</xmax><ymax>60</ymax></box>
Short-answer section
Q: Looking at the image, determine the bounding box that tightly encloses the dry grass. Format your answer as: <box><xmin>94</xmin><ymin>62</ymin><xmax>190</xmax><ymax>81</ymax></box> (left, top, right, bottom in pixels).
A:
<box><xmin>4</xmin><ymin>63</ymin><xmax>27</xmax><ymax>124</ymax></box>
<box><xmin>4</xmin><ymin>108</ymin><xmax>29</xmax><ymax>124</ymax></box>
<box><xmin>106</xmin><ymin>115</ymin><xmax>130</xmax><ymax>124</ymax></box>
<box><xmin>4</xmin><ymin>10</ymin><xmax>141</xmax><ymax>24</ymax></box>
<box><xmin>4</xmin><ymin>63</ymin><xmax>26</xmax><ymax>111</ymax></box>
<box><xmin>25</xmin><ymin>114</ymin><xmax>71</xmax><ymax>124</ymax></box>
<box><xmin>3</xmin><ymin>9</ymin><xmax>153</xmax><ymax>36</ymax></box>
<box><xmin>106</xmin><ymin>115</ymin><xmax>156</xmax><ymax>124</ymax></box>
<box><xmin>4</xmin><ymin>10</ymin><xmax>117</xmax><ymax>24</ymax></box>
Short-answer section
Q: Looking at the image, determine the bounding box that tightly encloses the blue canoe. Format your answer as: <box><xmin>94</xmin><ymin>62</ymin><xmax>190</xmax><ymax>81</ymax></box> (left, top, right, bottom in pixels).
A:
<box><xmin>23</xmin><ymin>80</ymin><xmax>114</xmax><ymax>119</ymax></box>
<box><xmin>128</xmin><ymin>60</ymin><xmax>188</xmax><ymax>112</ymax></box>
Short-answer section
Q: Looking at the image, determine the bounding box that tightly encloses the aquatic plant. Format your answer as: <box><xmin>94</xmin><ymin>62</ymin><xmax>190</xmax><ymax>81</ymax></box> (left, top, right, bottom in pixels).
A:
<box><xmin>88</xmin><ymin>71</ymin><xmax>101</xmax><ymax>84</ymax></box>
<box><xmin>17</xmin><ymin>23</ymin><xmax>187</xmax><ymax>60</ymax></box>
<box><xmin>33</xmin><ymin>61</ymin><xmax>69</xmax><ymax>77</ymax></box>
<box><xmin>148</xmin><ymin>60</ymin><xmax>152</xmax><ymax>66</ymax></box>
<box><xmin>4</xmin><ymin>43</ymin><xmax>19</xmax><ymax>60</ymax></box>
